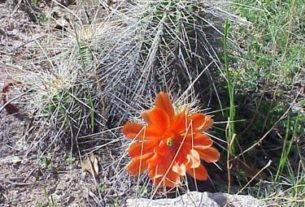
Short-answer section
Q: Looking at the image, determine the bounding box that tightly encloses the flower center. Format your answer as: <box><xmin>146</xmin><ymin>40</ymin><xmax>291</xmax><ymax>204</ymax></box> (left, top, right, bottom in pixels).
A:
<box><xmin>166</xmin><ymin>138</ymin><xmax>174</xmax><ymax>147</ymax></box>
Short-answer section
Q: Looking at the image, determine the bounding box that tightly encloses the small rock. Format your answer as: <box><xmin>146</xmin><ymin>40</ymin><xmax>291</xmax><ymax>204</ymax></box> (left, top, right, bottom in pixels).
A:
<box><xmin>126</xmin><ymin>191</ymin><xmax>265</xmax><ymax>207</ymax></box>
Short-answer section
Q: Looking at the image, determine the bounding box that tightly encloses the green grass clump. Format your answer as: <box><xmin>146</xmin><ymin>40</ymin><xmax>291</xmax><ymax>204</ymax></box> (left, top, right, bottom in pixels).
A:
<box><xmin>36</xmin><ymin>189</ymin><xmax>58</xmax><ymax>207</ymax></box>
<box><xmin>233</xmin><ymin>0</ymin><xmax>305</xmax><ymax>89</ymax></box>
<box><xmin>227</xmin><ymin>0</ymin><xmax>305</xmax><ymax>205</ymax></box>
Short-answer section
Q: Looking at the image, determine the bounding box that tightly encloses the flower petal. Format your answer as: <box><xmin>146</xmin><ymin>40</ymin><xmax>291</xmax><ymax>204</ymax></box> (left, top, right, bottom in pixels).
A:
<box><xmin>148</xmin><ymin>153</ymin><xmax>173</xmax><ymax>180</ymax></box>
<box><xmin>186</xmin><ymin>164</ymin><xmax>208</xmax><ymax>180</ymax></box>
<box><xmin>171</xmin><ymin>111</ymin><xmax>187</xmax><ymax>133</ymax></box>
<box><xmin>186</xmin><ymin>149</ymin><xmax>201</xmax><ymax>168</ymax></box>
<box><xmin>151</xmin><ymin>176</ymin><xmax>162</xmax><ymax>187</ymax></box>
<box><xmin>164</xmin><ymin>170</ymin><xmax>180</xmax><ymax>187</ymax></box>
<box><xmin>143</xmin><ymin>107</ymin><xmax>170</xmax><ymax>135</ymax></box>
<box><xmin>122</xmin><ymin>122</ymin><xmax>160</xmax><ymax>139</ymax></box>
<box><xmin>190</xmin><ymin>113</ymin><xmax>205</xmax><ymax>129</ymax></box>
<box><xmin>155</xmin><ymin>92</ymin><xmax>175</xmax><ymax>119</ymax></box>
<box><xmin>192</xmin><ymin>133</ymin><xmax>213</xmax><ymax>148</ymax></box>
<box><xmin>154</xmin><ymin>140</ymin><xmax>172</xmax><ymax>157</ymax></box>
<box><xmin>149</xmin><ymin>164</ymin><xmax>167</xmax><ymax>179</ymax></box>
<box><xmin>128</xmin><ymin>140</ymin><xmax>157</xmax><ymax>157</ymax></box>
<box><xmin>172</xmin><ymin>163</ymin><xmax>186</xmax><ymax>176</ymax></box>
<box><xmin>127</xmin><ymin>153</ymin><xmax>152</xmax><ymax>176</ymax></box>
<box><xmin>122</xmin><ymin>122</ymin><xmax>144</xmax><ymax>139</ymax></box>
<box><xmin>151</xmin><ymin>169</ymin><xmax>180</xmax><ymax>188</ymax></box>
<box><xmin>188</xmin><ymin>114</ymin><xmax>214</xmax><ymax>131</ymax></box>
<box><xmin>141</xmin><ymin>111</ymin><xmax>152</xmax><ymax>124</ymax></box>
<box><xmin>188</xmin><ymin>113</ymin><xmax>205</xmax><ymax>130</ymax></box>
<box><xmin>196</xmin><ymin>147</ymin><xmax>220</xmax><ymax>163</ymax></box>
<box><xmin>174</xmin><ymin>143</ymin><xmax>190</xmax><ymax>164</ymax></box>
<box><xmin>202</xmin><ymin>115</ymin><xmax>213</xmax><ymax>131</ymax></box>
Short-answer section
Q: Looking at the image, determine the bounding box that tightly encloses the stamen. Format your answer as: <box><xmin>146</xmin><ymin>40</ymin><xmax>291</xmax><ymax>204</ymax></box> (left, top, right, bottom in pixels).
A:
<box><xmin>167</xmin><ymin>138</ymin><xmax>174</xmax><ymax>147</ymax></box>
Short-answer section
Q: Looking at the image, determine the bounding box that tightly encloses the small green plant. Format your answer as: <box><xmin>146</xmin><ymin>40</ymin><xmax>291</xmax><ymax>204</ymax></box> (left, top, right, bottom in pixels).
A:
<box><xmin>39</xmin><ymin>153</ymin><xmax>53</xmax><ymax>171</ymax></box>
<box><xmin>31</xmin><ymin>0</ymin><xmax>40</xmax><ymax>6</ymax></box>
<box><xmin>39</xmin><ymin>14</ymin><xmax>52</xmax><ymax>23</ymax></box>
<box><xmin>109</xmin><ymin>197</ymin><xmax>120</xmax><ymax>207</ymax></box>
<box><xmin>98</xmin><ymin>183</ymin><xmax>107</xmax><ymax>194</ymax></box>
<box><xmin>36</xmin><ymin>189</ymin><xmax>58</xmax><ymax>207</ymax></box>
<box><xmin>223</xmin><ymin>20</ymin><xmax>237</xmax><ymax>156</ymax></box>
<box><xmin>223</xmin><ymin>20</ymin><xmax>238</xmax><ymax>193</ymax></box>
<box><xmin>65</xmin><ymin>153</ymin><xmax>76</xmax><ymax>165</ymax></box>
<box><xmin>276</xmin><ymin>113</ymin><xmax>305</xmax><ymax>181</ymax></box>
<box><xmin>138</xmin><ymin>186</ymin><xmax>148</xmax><ymax>197</ymax></box>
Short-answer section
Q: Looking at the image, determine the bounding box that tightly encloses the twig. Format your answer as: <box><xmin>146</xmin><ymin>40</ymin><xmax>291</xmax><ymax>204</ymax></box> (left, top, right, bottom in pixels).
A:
<box><xmin>5</xmin><ymin>180</ymin><xmax>33</xmax><ymax>187</ymax></box>
<box><xmin>23</xmin><ymin>168</ymin><xmax>36</xmax><ymax>183</ymax></box>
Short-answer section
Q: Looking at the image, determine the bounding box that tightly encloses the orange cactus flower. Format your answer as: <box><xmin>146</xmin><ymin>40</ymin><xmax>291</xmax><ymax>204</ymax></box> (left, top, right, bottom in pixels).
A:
<box><xmin>122</xmin><ymin>92</ymin><xmax>220</xmax><ymax>188</ymax></box>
